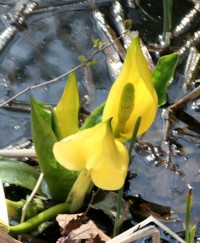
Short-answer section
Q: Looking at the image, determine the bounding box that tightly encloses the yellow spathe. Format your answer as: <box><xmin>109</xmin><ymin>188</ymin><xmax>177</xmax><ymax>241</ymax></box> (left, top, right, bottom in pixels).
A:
<box><xmin>53</xmin><ymin>120</ymin><xmax>129</xmax><ymax>190</ymax></box>
<box><xmin>55</xmin><ymin>72</ymin><xmax>79</xmax><ymax>138</ymax></box>
<box><xmin>103</xmin><ymin>37</ymin><xmax>158</xmax><ymax>139</ymax></box>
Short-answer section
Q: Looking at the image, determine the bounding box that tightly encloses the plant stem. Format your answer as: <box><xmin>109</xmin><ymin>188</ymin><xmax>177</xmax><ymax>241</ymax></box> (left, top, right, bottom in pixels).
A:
<box><xmin>113</xmin><ymin>117</ymin><xmax>141</xmax><ymax>237</ymax></box>
<box><xmin>65</xmin><ymin>169</ymin><xmax>92</xmax><ymax>213</ymax></box>
<box><xmin>128</xmin><ymin>117</ymin><xmax>142</xmax><ymax>158</ymax></box>
<box><xmin>113</xmin><ymin>185</ymin><xmax>124</xmax><ymax>237</ymax></box>
<box><xmin>185</xmin><ymin>188</ymin><xmax>192</xmax><ymax>242</ymax></box>
<box><xmin>9</xmin><ymin>203</ymin><xmax>69</xmax><ymax>236</ymax></box>
<box><xmin>163</xmin><ymin>0</ymin><xmax>172</xmax><ymax>46</ymax></box>
<box><xmin>9</xmin><ymin>170</ymin><xmax>92</xmax><ymax>236</ymax></box>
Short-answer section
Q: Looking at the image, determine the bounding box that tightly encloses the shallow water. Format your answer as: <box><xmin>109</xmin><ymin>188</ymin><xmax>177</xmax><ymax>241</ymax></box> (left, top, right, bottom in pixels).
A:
<box><xmin>0</xmin><ymin>0</ymin><xmax>199</xmax><ymax>241</ymax></box>
<box><xmin>0</xmin><ymin>4</ymin><xmax>113</xmax><ymax>147</ymax></box>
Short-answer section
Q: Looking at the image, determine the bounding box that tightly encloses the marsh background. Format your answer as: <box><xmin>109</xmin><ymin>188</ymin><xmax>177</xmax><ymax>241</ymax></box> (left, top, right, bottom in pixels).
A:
<box><xmin>0</xmin><ymin>0</ymin><xmax>200</xmax><ymax>241</ymax></box>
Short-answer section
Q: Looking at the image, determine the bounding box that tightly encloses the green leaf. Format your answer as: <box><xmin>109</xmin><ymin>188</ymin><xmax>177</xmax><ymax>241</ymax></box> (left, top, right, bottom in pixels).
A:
<box><xmin>92</xmin><ymin>191</ymin><xmax>131</xmax><ymax>223</ymax></box>
<box><xmin>30</xmin><ymin>97</ymin><xmax>78</xmax><ymax>202</ymax></box>
<box><xmin>78</xmin><ymin>55</ymin><xmax>87</xmax><ymax>63</ymax></box>
<box><xmin>50</xmin><ymin>106</ymin><xmax>63</xmax><ymax>141</ymax></box>
<box><xmin>55</xmin><ymin>72</ymin><xmax>79</xmax><ymax>137</ymax></box>
<box><xmin>189</xmin><ymin>225</ymin><xmax>196</xmax><ymax>243</ymax></box>
<box><xmin>186</xmin><ymin>188</ymin><xmax>193</xmax><ymax>243</ymax></box>
<box><xmin>0</xmin><ymin>159</ymin><xmax>45</xmax><ymax>195</ymax></box>
<box><xmin>81</xmin><ymin>102</ymin><xmax>105</xmax><ymax>130</ymax></box>
<box><xmin>152</xmin><ymin>53</ymin><xmax>179</xmax><ymax>105</ymax></box>
<box><xmin>91</xmin><ymin>36</ymin><xmax>105</xmax><ymax>50</ymax></box>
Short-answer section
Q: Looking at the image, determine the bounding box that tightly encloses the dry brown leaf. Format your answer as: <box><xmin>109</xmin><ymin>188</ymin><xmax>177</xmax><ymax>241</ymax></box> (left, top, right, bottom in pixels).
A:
<box><xmin>57</xmin><ymin>213</ymin><xmax>83</xmax><ymax>236</ymax></box>
<box><xmin>0</xmin><ymin>231</ymin><xmax>21</xmax><ymax>243</ymax></box>
<box><xmin>56</xmin><ymin>214</ymin><xmax>111</xmax><ymax>243</ymax></box>
<box><xmin>57</xmin><ymin>213</ymin><xmax>83</xmax><ymax>229</ymax></box>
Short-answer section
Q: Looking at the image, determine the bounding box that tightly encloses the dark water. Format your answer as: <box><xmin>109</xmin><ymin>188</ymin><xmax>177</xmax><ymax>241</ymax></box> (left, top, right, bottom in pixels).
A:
<box><xmin>0</xmin><ymin>3</ymin><xmax>113</xmax><ymax>147</ymax></box>
<box><xmin>0</xmin><ymin>0</ymin><xmax>199</xmax><ymax>242</ymax></box>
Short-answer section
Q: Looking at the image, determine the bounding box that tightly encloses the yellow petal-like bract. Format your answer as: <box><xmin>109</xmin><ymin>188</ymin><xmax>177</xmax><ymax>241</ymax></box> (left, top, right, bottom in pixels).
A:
<box><xmin>53</xmin><ymin>120</ymin><xmax>129</xmax><ymax>190</ymax></box>
<box><xmin>103</xmin><ymin>37</ymin><xmax>158</xmax><ymax>138</ymax></box>
<box><xmin>55</xmin><ymin>72</ymin><xmax>79</xmax><ymax>138</ymax></box>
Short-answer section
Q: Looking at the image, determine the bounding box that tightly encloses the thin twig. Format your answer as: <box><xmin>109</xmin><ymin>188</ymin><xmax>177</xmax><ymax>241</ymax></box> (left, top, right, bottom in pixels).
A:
<box><xmin>82</xmin><ymin>188</ymin><xmax>100</xmax><ymax>221</ymax></box>
<box><xmin>0</xmin><ymin>148</ymin><xmax>36</xmax><ymax>158</ymax></box>
<box><xmin>18</xmin><ymin>172</ymin><xmax>44</xmax><ymax>241</ymax></box>
<box><xmin>163</xmin><ymin>117</ymin><xmax>171</xmax><ymax>141</ymax></box>
<box><xmin>169</xmin><ymin>85</ymin><xmax>200</xmax><ymax>111</ymax></box>
<box><xmin>0</xmin><ymin>33</ymin><xmax>126</xmax><ymax>108</ymax></box>
<box><xmin>163</xmin><ymin>84</ymin><xmax>200</xmax><ymax>140</ymax></box>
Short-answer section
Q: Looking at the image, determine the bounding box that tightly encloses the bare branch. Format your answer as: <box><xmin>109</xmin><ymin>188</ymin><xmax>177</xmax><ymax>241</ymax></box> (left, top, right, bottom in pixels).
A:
<box><xmin>163</xmin><ymin>84</ymin><xmax>200</xmax><ymax>141</ymax></box>
<box><xmin>169</xmin><ymin>85</ymin><xmax>200</xmax><ymax>111</ymax></box>
<box><xmin>0</xmin><ymin>32</ymin><xmax>126</xmax><ymax>108</ymax></box>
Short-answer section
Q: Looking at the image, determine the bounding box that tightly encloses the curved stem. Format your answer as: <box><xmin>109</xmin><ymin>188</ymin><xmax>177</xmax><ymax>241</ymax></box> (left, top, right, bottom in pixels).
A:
<box><xmin>9</xmin><ymin>169</ymin><xmax>92</xmax><ymax>236</ymax></box>
<box><xmin>66</xmin><ymin>169</ymin><xmax>92</xmax><ymax>213</ymax></box>
<box><xmin>9</xmin><ymin>203</ymin><xmax>69</xmax><ymax>236</ymax></box>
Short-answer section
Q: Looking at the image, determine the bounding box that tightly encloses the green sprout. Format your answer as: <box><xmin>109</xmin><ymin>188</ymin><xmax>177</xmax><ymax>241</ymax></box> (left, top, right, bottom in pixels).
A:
<box><xmin>185</xmin><ymin>188</ymin><xmax>196</xmax><ymax>243</ymax></box>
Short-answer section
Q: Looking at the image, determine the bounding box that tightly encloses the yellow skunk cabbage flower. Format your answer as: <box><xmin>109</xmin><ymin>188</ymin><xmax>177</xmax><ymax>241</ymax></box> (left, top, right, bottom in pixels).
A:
<box><xmin>55</xmin><ymin>72</ymin><xmax>79</xmax><ymax>138</ymax></box>
<box><xmin>103</xmin><ymin>37</ymin><xmax>158</xmax><ymax>139</ymax></box>
<box><xmin>53</xmin><ymin>119</ymin><xmax>129</xmax><ymax>190</ymax></box>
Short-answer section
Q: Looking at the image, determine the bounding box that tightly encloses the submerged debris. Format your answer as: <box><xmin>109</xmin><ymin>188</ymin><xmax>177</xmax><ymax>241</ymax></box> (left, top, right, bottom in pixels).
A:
<box><xmin>172</xmin><ymin>1</ymin><xmax>200</xmax><ymax>37</ymax></box>
<box><xmin>184</xmin><ymin>47</ymin><xmax>200</xmax><ymax>87</ymax></box>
